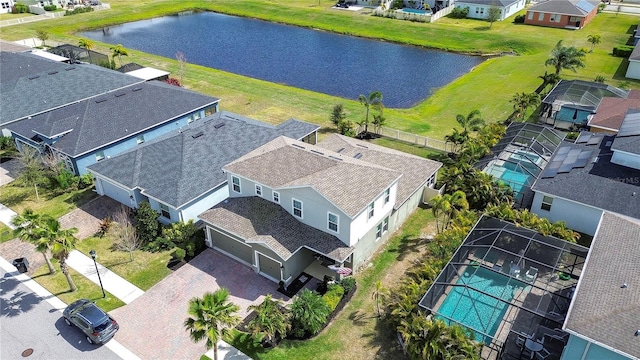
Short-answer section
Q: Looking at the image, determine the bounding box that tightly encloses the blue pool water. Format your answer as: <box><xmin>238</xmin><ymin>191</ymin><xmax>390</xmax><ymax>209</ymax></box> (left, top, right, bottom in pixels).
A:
<box><xmin>400</xmin><ymin>8</ymin><xmax>430</xmax><ymax>14</ymax></box>
<box><xmin>436</xmin><ymin>267</ymin><xmax>527</xmax><ymax>344</ymax></box>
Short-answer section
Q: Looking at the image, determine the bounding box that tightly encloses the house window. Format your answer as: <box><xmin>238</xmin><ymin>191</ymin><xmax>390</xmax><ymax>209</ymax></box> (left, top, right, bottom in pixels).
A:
<box><xmin>527</xmin><ymin>11</ymin><xmax>533</xmax><ymax>20</ymax></box>
<box><xmin>328</xmin><ymin>212</ymin><xmax>339</xmax><ymax>232</ymax></box>
<box><xmin>569</xmin><ymin>16</ymin><xmax>579</xmax><ymax>22</ymax></box>
<box><xmin>538</xmin><ymin>12</ymin><xmax>544</xmax><ymax>21</ymax></box>
<box><xmin>376</xmin><ymin>223</ymin><xmax>382</xmax><ymax>240</ymax></box>
<box><xmin>187</xmin><ymin>115</ymin><xmax>194</xmax><ymax>124</ymax></box>
<box><xmin>384</xmin><ymin>188</ymin><xmax>390</xmax><ymax>204</ymax></box>
<box><xmin>549</xmin><ymin>14</ymin><xmax>561</xmax><ymax>22</ymax></box>
<box><xmin>382</xmin><ymin>216</ymin><xmax>389</xmax><ymax>234</ymax></box>
<box><xmin>1</xmin><ymin>2</ymin><xmax>9</xmax><ymax>8</ymax></box>
<box><xmin>273</xmin><ymin>191</ymin><xmax>280</xmax><ymax>203</ymax></box>
<box><xmin>368</xmin><ymin>202</ymin><xmax>375</xmax><ymax>220</ymax></box>
<box><xmin>159</xmin><ymin>203</ymin><xmax>170</xmax><ymax>219</ymax></box>
<box><xmin>293</xmin><ymin>199</ymin><xmax>303</xmax><ymax>218</ymax></box>
<box><xmin>95</xmin><ymin>151</ymin><xmax>105</xmax><ymax>161</ymax></box>
<box><xmin>136</xmin><ymin>135</ymin><xmax>145</xmax><ymax>145</ymax></box>
<box><xmin>205</xmin><ymin>106</ymin><xmax>217</xmax><ymax>116</ymax></box>
<box><xmin>427</xmin><ymin>173</ymin><xmax>436</xmax><ymax>188</ymax></box>
<box><xmin>194</xmin><ymin>112</ymin><xmax>201</xmax><ymax>121</ymax></box>
<box><xmin>255</xmin><ymin>184</ymin><xmax>262</xmax><ymax>197</ymax></box>
<box><xmin>232</xmin><ymin>176</ymin><xmax>241</xmax><ymax>193</ymax></box>
<box><xmin>541</xmin><ymin>196</ymin><xmax>553</xmax><ymax>211</ymax></box>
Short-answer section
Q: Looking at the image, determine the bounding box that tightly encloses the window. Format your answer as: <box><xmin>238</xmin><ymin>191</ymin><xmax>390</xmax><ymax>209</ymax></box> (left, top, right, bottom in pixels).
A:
<box><xmin>541</xmin><ymin>196</ymin><xmax>553</xmax><ymax>211</ymax></box>
<box><xmin>255</xmin><ymin>184</ymin><xmax>262</xmax><ymax>197</ymax></box>
<box><xmin>569</xmin><ymin>16</ymin><xmax>579</xmax><ymax>22</ymax></box>
<box><xmin>95</xmin><ymin>151</ymin><xmax>105</xmax><ymax>161</ymax></box>
<box><xmin>368</xmin><ymin>202</ymin><xmax>374</xmax><ymax>219</ymax></box>
<box><xmin>293</xmin><ymin>199</ymin><xmax>303</xmax><ymax>218</ymax></box>
<box><xmin>384</xmin><ymin>188</ymin><xmax>390</xmax><ymax>204</ymax></box>
<box><xmin>328</xmin><ymin>212</ymin><xmax>339</xmax><ymax>232</ymax></box>
<box><xmin>136</xmin><ymin>135</ymin><xmax>145</xmax><ymax>145</ymax></box>
<box><xmin>160</xmin><ymin>203</ymin><xmax>170</xmax><ymax>219</ymax></box>
<box><xmin>549</xmin><ymin>14</ymin><xmax>561</xmax><ymax>22</ymax></box>
<box><xmin>232</xmin><ymin>176</ymin><xmax>241</xmax><ymax>193</ymax></box>
<box><xmin>205</xmin><ymin>106</ymin><xmax>217</xmax><ymax>116</ymax></box>
<box><xmin>187</xmin><ymin>115</ymin><xmax>194</xmax><ymax>124</ymax></box>
<box><xmin>376</xmin><ymin>223</ymin><xmax>382</xmax><ymax>240</ymax></box>
<box><xmin>273</xmin><ymin>191</ymin><xmax>280</xmax><ymax>203</ymax></box>
<box><xmin>527</xmin><ymin>11</ymin><xmax>533</xmax><ymax>20</ymax></box>
<box><xmin>194</xmin><ymin>112</ymin><xmax>201</xmax><ymax>121</ymax></box>
<box><xmin>382</xmin><ymin>216</ymin><xmax>389</xmax><ymax>234</ymax></box>
<box><xmin>427</xmin><ymin>173</ymin><xmax>436</xmax><ymax>188</ymax></box>
<box><xmin>538</xmin><ymin>12</ymin><xmax>544</xmax><ymax>21</ymax></box>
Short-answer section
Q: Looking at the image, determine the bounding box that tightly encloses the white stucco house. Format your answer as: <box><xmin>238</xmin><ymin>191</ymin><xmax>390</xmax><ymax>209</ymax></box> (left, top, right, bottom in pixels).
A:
<box><xmin>198</xmin><ymin>134</ymin><xmax>442</xmax><ymax>285</ymax></box>
<box><xmin>454</xmin><ymin>0</ymin><xmax>525</xmax><ymax>21</ymax></box>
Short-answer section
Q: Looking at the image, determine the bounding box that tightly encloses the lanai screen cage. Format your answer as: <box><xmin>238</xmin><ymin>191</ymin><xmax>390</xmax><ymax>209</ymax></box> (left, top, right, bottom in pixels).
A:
<box><xmin>476</xmin><ymin>123</ymin><xmax>565</xmax><ymax>208</ymax></box>
<box><xmin>419</xmin><ymin>216</ymin><xmax>588</xmax><ymax>359</ymax></box>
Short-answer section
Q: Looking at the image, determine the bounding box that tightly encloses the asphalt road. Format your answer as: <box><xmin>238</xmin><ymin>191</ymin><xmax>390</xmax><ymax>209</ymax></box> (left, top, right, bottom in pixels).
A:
<box><xmin>0</xmin><ymin>268</ymin><xmax>121</xmax><ymax>360</ymax></box>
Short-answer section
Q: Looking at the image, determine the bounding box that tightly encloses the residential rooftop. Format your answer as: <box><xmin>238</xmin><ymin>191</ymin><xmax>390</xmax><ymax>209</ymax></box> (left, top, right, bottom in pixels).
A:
<box><xmin>588</xmin><ymin>90</ymin><xmax>640</xmax><ymax>132</ymax></box>
<box><xmin>87</xmin><ymin>111</ymin><xmax>318</xmax><ymax>208</ymax></box>
<box><xmin>611</xmin><ymin>110</ymin><xmax>640</xmax><ymax>156</ymax></box>
<box><xmin>543</xmin><ymin>80</ymin><xmax>628</xmax><ymax>111</ymax></box>
<box><xmin>564</xmin><ymin>212</ymin><xmax>640</xmax><ymax>359</ymax></box>
<box><xmin>527</xmin><ymin>0</ymin><xmax>600</xmax><ymax>16</ymax></box>
<box><xmin>6</xmin><ymin>81</ymin><xmax>219</xmax><ymax>158</ymax></box>
<box><xmin>0</xmin><ymin>51</ymin><xmax>142</xmax><ymax>126</ymax></box>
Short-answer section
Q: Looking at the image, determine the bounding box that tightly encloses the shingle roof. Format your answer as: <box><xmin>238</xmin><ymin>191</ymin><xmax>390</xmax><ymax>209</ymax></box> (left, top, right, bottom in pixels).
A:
<box><xmin>0</xmin><ymin>51</ymin><xmax>142</xmax><ymax>126</ymax></box>
<box><xmin>532</xmin><ymin>135</ymin><xmax>640</xmax><ymax>220</ymax></box>
<box><xmin>611</xmin><ymin>112</ymin><xmax>640</xmax><ymax>156</ymax></box>
<box><xmin>528</xmin><ymin>0</ymin><xmax>599</xmax><ymax>16</ymax></box>
<box><xmin>588</xmin><ymin>91</ymin><xmax>640</xmax><ymax>132</ymax></box>
<box><xmin>199</xmin><ymin>197</ymin><xmax>354</xmax><ymax>262</ymax></box>
<box><xmin>0</xmin><ymin>40</ymin><xmax>32</xmax><ymax>53</ymax></box>
<box><xmin>223</xmin><ymin>136</ymin><xmax>403</xmax><ymax>218</ymax></box>
<box><xmin>564</xmin><ymin>212</ymin><xmax>640</xmax><ymax>359</ymax></box>
<box><xmin>6</xmin><ymin>81</ymin><xmax>219</xmax><ymax>157</ymax></box>
<box><xmin>316</xmin><ymin>134</ymin><xmax>442</xmax><ymax>209</ymax></box>
<box><xmin>87</xmin><ymin>112</ymin><xmax>318</xmax><ymax>208</ymax></box>
<box><xmin>455</xmin><ymin>0</ymin><xmax>519</xmax><ymax>7</ymax></box>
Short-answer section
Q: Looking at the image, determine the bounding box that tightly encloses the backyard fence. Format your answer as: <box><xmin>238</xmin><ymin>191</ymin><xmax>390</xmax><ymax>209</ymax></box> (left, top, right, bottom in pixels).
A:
<box><xmin>0</xmin><ymin>3</ymin><xmax>109</xmax><ymax>27</ymax></box>
<box><xmin>357</xmin><ymin>125</ymin><xmax>457</xmax><ymax>153</ymax></box>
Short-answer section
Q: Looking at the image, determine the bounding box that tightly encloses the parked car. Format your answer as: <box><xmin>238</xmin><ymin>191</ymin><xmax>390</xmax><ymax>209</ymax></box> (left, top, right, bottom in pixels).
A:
<box><xmin>62</xmin><ymin>299</ymin><xmax>119</xmax><ymax>345</ymax></box>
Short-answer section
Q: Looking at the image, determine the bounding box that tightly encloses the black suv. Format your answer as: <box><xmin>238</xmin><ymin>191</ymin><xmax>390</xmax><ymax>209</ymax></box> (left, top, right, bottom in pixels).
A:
<box><xmin>63</xmin><ymin>299</ymin><xmax>119</xmax><ymax>345</ymax></box>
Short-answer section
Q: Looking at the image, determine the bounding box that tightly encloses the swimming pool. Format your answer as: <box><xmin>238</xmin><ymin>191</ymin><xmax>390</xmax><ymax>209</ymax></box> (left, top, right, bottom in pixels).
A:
<box><xmin>436</xmin><ymin>267</ymin><xmax>527</xmax><ymax>345</ymax></box>
<box><xmin>398</xmin><ymin>8</ymin><xmax>431</xmax><ymax>15</ymax></box>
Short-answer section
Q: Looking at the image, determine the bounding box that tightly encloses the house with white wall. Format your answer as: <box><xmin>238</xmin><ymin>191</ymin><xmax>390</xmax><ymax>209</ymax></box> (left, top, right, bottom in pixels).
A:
<box><xmin>454</xmin><ymin>0</ymin><xmax>525</xmax><ymax>21</ymax></box>
<box><xmin>87</xmin><ymin>111</ymin><xmax>318</xmax><ymax>224</ymax></box>
<box><xmin>531</xmin><ymin>123</ymin><xmax>640</xmax><ymax>235</ymax></box>
<box><xmin>199</xmin><ymin>134</ymin><xmax>441</xmax><ymax>285</ymax></box>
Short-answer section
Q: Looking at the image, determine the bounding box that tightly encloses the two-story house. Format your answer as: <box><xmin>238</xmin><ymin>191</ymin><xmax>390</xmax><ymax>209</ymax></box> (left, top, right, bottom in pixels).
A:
<box><xmin>6</xmin><ymin>80</ymin><xmax>219</xmax><ymax>175</ymax></box>
<box><xmin>87</xmin><ymin>111</ymin><xmax>319</xmax><ymax>223</ymax></box>
<box><xmin>199</xmin><ymin>134</ymin><xmax>442</xmax><ymax>285</ymax></box>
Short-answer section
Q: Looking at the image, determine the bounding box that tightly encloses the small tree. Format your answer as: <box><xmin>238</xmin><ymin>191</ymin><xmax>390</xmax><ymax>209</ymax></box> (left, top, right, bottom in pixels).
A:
<box><xmin>134</xmin><ymin>201</ymin><xmax>159</xmax><ymax>245</ymax></box>
<box><xmin>110</xmin><ymin>44</ymin><xmax>129</xmax><ymax>67</ymax></box>
<box><xmin>246</xmin><ymin>294</ymin><xmax>290</xmax><ymax>346</ymax></box>
<box><xmin>36</xmin><ymin>29</ymin><xmax>49</xmax><ymax>47</ymax></box>
<box><xmin>50</xmin><ymin>220</ymin><xmax>79</xmax><ymax>292</ymax></box>
<box><xmin>78</xmin><ymin>38</ymin><xmax>95</xmax><ymax>63</ymax></box>
<box><xmin>372</xmin><ymin>280</ymin><xmax>388</xmax><ymax>318</ymax></box>
<box><xmin>17</xmin><ymin>147</ymin><xmax>46</xmax><ymax>201</ymax></box>
<box><xmin>357</xmin><ymin>91</ymin><xmax>383</xmax><ymax>134</ymax></box>
<box><xmin>545</xmin><ymin>40</ymin><xmax>587</xmax><ymax>76</ymax></box>
<box><xmin>587</xmin><ymin>34</ymin><xmax>601</xmax><ymax>52</ymax></box>
<box><xmin>510</xmin><ymin>92</ymin><xmax>541</xmax><ymax>121</ymax></box>
<box><xmin>176</xmin><ymin>51</ymin><xmax>187</xmax><ymax>84</ymax></box>
<box><xmin>112</xmin><ymin>205</ymin><xmax>141</xmax><ymax>261</ymax></box>
<box><xmin>487</xmin><ymin>6</ymin><xmax>501</xmax><ymax>28</ymax></box>
<box><xmin>184</xmin><ymin>289</ymin><xmax>241</xmax><ymax>360</ymax></box>
<box><xmin>330</xmin><ymin>104</ymin><xmax>346</xmax><ymax>129</ymax></box>
<box><xmin>290</xmin><ymin>289</ymin><xmax>330</xmax><ymax>337</ymax></box>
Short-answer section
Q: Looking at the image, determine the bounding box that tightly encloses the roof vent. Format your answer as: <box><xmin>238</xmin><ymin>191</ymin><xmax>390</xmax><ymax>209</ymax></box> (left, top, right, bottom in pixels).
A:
<box><xmin>28</xmin><ymin>75</ymin><xmax>40</xmax><ymax>80</ymax></box>
<box><xmin>356</xmin><ymin>144</ymin><xmax>368</xmax><ymax>149</ymax></box>
<box><xmin>64</xmin><ymin>66</ymin><xmax>75</xmax><ymax>71</ymax></box>
<box><xmin>310</xmin><ymin>150</ymin><xmax>324</xmax><ymax>155</ymax></box>
<box><xmin>95</xmin><ymin>98</ymin><xmax>107</xmax><ymax>104</ymax></box>
<box><xmin>132</xmin><ymin>87</ymin><xmax>142</xmax><ymax>92</ymax></box>
<box><xmin>292</xmin><ymin>144</ymin><xmax>306</xmax><ymax>149</ymax></box>
<box><xmin>635</xmin><ymin>330</ymin><xmax>640</xmax><ymax>337</ymax></box>
<box><xmin>214</xmin><ymin>123</ymin><xmax>225</xmax><ymax>129</ymax></box>
<box><xmin>114</xmin><ymin>92</ymin><xmax>126</xmax><ymax>97</ymax></box>
<box><xmin>329</xmin><ymin>155</ymin><xmax>343</xmax><ymax>161</ymax></box>
<box><xmin>592</xmin><ymin>157</ymin><xmax>599</xmax><ymax>163</ymax></box>
<box><xmin>48</xmin><ymin>71</ymin><xmax>58</xmax><ymax>75</ymax></box>
<box><xmin>354</xmin><ymin>153</ymin><xmax>363</xmax><ymax>159</ymax></box>
<box><xmin>622</xmin><ymin>283</ymin><xmax>628</xmax><ymax>288</ymax></box>
<box><xmin>191</xmin><ymin>131</ymin><xmax>204</xmax><ymax>139</ymax></box>
<box><xmin>337</xmin><ymin>147</ymin><xmax>345</xmax><ymax>153</ymax></box>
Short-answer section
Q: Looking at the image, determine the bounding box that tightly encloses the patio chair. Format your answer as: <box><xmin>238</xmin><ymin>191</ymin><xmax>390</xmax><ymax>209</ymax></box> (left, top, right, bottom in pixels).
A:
<box><xmin>516</xmin><ymin>332</ymin><xmax>533</xmax><ymax>348</ymax></box>
<box><xmin>535</xmin><ymin>348</ymin><xmax>552</xmax><ymax>360</ymax></box>
<box><xmin>525</xmin><ymin>267</ymin><xmax>538</xmax><ymax>282</ymax></box>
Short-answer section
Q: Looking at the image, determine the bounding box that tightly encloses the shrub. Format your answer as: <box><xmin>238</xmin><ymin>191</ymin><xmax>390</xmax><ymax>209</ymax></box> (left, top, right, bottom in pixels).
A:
<box><xmin>54</xmin><ymin>169</ymin><xmax>78</xmax><ymax>190</ymax></box>
<box><xmin>165</xmin><ymin>77</ymin><xmax>182</xmax><ymax>87</ymax></box>
<box><xmin>98</xmin><ymin>216</ymin><xmax>112</xmax><ymax>237</ymax></box>
<box><xmin>391</xmin><ymin>0</ymin><xmax>403</xmax><ymax>9</ymax></box>
<box><xmin>98</xmin><ymin>59</ymin><xmax>116</xmax><ymax>69</ymax></box>
<box><xmin>340</xmin><ymin>277</ymin><xmax>356</xmax><ymax>294</ymax></box>
<box><xmin>171</xmin><ymin>247</ymin><xmax>186</xmax><ymax>262</ymax></box>
<box><xmin>513</xmin><ymin>14</ymin><xmax>525</xmax><ymax>23</ymax></box>
<box><xmin>450</xmin><ymin>6</ymin><xmax>469</xmax><ymax>19</ymax></box>
<box><xmin>65</xmin><ymin>6</ymin><xmax>93</xmax><ymax>15</ymax></box>
<box><xmin>322</xmin><ymin>283</ymin><xmax>344</xmax><ymax>312</ymax></box>
<box><xmin>613</xmin><ymin>46</ymin><xmax>634</xmax><ymax>57</ymax></box>
<box><xmin>290</xmin><ymin>289</ymin><xmax>330</xmax><ymax>337</ymax></box>
<box><xmin>13</xmin><ymin>3</ymin><xmax>28</xmax><ymax>13</ymax></box>
<box><xmin>134</xmin><ymin>201</ymin><xmax>160</xmax><ymax>245</ymax></box>
<box><xmin>144</xmin><ymin>236</ymin><xmax>176</xmax><ymax>252</ymax></box>
<box><xmin>79</xmin><ymin>173</ymin><xmax>94</xmax><ymax>188</ymax></box>
<box><xmin>43</xmin><ymin>5</ymin><xmax>57</xmax><ymax>10</ymax></box>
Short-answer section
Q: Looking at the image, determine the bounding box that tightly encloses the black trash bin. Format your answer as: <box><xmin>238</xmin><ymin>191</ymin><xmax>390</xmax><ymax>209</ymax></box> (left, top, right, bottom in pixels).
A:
<box><xmin>12</xmin><ymin>258</ymin><xmax>29</xmax><ymax>274</ymax></box>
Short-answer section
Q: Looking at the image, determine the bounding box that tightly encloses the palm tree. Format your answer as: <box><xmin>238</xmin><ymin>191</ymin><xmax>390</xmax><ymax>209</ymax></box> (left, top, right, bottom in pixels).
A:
<box><xmin>587</xmin><ymin>34</ymin><xmax>601</xmax><ymax>52</ymax></box>
<box><xmin>184</xmin><ymin>289</ymin><xmax>241</xmax><ymax>360</ymax></box>
<box><xmin>372</xmin><ymin>280</ymin><xmax>389</xmax><ymax>319</ymax></box>
<box><xmin>48</xmin><ymin>218</ymin><xmax>79</xmax><ymax>292</ymax></box>
<box><xmin>510</xmin><ymin>92</ymin><xmax>541</xmax><ymax>121</ymax></box>
<box><xmin>12</xmin><ymin>209</ymin><xmax>56</xmax><ymax>275</ymax></box>
<box><xmin>110</xmin><ymin>44</ymin><xmax>129</xmax><ymax>67</ymax></box>
<box><xmin>246</xmin><ymin>294</ymin><xmax>290</xmax><ymax>346</ymax></box>
<box><xmin>429</xmin><ymin>195</ymin><xmax>451</xmax><ymax>233</ymax></box>
<box><xmin>290</xmin><ymin>288</ymin><xmax>330</xmax><ymax>336</ymax></box>
<box><xmin>536</xmin><ymin>71</ymin><xmax>561</xmax><ymax>93</ymax></box>
<box><xmin>545</xmin><ymin>40</ymin><xmax>587</xmax><ymax>76</ymax></box>
<box><xmin>78</xmin><ymin>38</ymin><xmax>95</xmax><ymax>63</ymax></box>
<box><xmin>357</xmin><ymin>91</ymin><xmax>383</xmax><ymax>134</ymax></box>
<box><xmin>455</xmin><ymin>109</ymin><xmax>485</xmax><ymax>134</ymax></box>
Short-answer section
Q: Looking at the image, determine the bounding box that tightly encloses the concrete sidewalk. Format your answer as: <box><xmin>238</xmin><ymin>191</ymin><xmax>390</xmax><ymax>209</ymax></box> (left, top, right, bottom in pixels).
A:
<box><xmin>66</xmin><ymin>250</ymin><xmax>144</xmax><ymax>304</ymax></box>
<box><xmin>0</xmin><ymin>203</ymin><xmax>17</xmax><ymax>230</ymax></box>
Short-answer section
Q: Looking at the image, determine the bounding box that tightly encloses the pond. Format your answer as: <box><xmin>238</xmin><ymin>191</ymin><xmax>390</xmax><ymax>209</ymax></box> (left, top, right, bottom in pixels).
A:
<box><xmin>81</xmin><ymin>11</ymin><xmax>484</xmax><ymax>108</ymax></box>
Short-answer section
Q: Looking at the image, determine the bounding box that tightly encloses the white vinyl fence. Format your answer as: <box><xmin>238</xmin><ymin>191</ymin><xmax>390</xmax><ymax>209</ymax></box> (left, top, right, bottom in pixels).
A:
<box><xmin>358</xmin><ymin>125</ymin><xmax>457</xmax><ymax>153</ymax></box>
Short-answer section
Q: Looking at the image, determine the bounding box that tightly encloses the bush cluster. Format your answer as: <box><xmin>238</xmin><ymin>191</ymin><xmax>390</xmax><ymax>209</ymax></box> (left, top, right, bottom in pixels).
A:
<box><xmin>322</xmin><ymin>283</ymin><xmax>345</xmax><ymax>312</ymax></box>
<box><xmin>450</xmin><ymin>6</ymin><xmax>469</xmax><ymax>19</ymax></box>
<box><xmin>65</xmin><ymin>6</ymin><xmax>93</xmax><ymax>15</ymax></box>
<box><xmin>43</xmin><ymin>5</ymin><xmax>57</xmax><ymax>11</ymax></box>
<box><xmin>12</xmin><ymin>3</ymin><xmax>28</xmax><ymax>13</ymax></box>
<box><xmin>613</xmin><ymin>46</ymin><xmax>633</xmax><ymax>57</ymax></box>
<box><xmin>513</xmin><ymin>14</ymin><xmax>525</xmax><ymax>23</ymax></box>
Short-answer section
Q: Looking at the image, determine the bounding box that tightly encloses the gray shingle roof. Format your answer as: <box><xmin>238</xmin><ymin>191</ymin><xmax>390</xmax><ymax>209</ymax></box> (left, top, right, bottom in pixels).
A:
<box><xmin>564</xmin><ymin>212</ymin><xmax>640</xmax><ymax>359</ymax></box>
<box><xmin>532</xmin><ymin>135</ymin><xmax>640</xmax><ymax>220</ymax></box>
<box><xmin>0</xmin><ymin>51</ymin><xmax>142</xmax><ymax>126</ymax></box>
<box><xmin>0</xmin><ymin>40</ymin><xmax>31</xmax><ymax>53</ymax></box>
<box><xmin>199</xmin><ymin>197</ymin><xmax>354</xmax><ymax>262</ymax></box>
<box><xmin>528</xmin><ymin>0</ymin><xmax>599</xmax><ymax>16</ymax></box>
<box><xmin>6</xmin><ymin>81</ymin><xmax>219</xmax><ymax>157</ymax></box>
<box><xmin>316</xmin><ymin>134</ymin><xmax>442</xmax><ymax>210</ymax></box>
<box><xmin>87</xmin><ymin>111</ymin><xmax>318</xmax><ymax>208</ymax></box>
<box><xmin>223</xmin><ymin>136</ymin><xmax>403</xmax><ymax>218</ymax></box>
<box><xmin>611</xmin><ymin>111</ymin><xmax>640</xmax><ymax>155</ymax></box>
<box><xmin>455</xmin><ymin>0</ymin><xmax>519</xmax><ymax>7</ymax></box>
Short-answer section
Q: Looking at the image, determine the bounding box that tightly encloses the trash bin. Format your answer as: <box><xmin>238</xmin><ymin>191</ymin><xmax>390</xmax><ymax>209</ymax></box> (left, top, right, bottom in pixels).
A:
<box><xmin>12</xmin><ymin>258</ymin><xmax>29</xmax><ymax>274</ymax></box>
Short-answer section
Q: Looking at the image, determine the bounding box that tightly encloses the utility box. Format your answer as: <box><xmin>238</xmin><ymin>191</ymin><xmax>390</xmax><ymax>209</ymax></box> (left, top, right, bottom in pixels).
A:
<box><xmin>12</xmin><ymin>258</ymin><xmax>29</xmax><ymax>274</ymax></box>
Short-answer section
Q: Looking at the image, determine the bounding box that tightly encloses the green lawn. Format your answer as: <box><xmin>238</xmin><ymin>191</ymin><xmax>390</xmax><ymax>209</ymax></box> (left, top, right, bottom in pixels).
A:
<box><xmin>1</xmin><ymin>1</ymin><xmax>637</xmax><ymax>139</ymax></box>
<box><xmin>0</xmin><ymin>12</ymin><xmax>34</xmax><ymax>20</ymax></box>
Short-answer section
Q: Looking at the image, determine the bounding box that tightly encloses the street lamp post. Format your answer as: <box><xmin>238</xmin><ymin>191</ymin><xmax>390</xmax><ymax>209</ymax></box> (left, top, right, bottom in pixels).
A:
<box><xmin>89</xmin><ymin>250</ymin><xmax>106</xmax><ymax>298</ymax></box>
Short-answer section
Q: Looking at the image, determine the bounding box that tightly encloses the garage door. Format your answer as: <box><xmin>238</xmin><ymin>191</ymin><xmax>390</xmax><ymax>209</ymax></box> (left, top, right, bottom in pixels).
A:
<box><xmin>209</xmin><ymin>229</ymin><xmax>254</xmax><ymax>265</ymax></box>
<box><xmin>98</xmin><ymin>179</ymin><xmax>132</xmax><ymax>206</ymax></box>
<box><xmin>257</xmin><ymin>253</ymin><xmax>281</xmax><ymax>282</ymax></box>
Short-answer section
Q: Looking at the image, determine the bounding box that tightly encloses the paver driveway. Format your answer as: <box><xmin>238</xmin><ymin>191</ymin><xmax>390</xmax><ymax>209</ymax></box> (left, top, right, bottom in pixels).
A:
<box><xmin>110</xmin><ymin>248</ymin><xmax>288</xmax><ymax>360</ymax></box>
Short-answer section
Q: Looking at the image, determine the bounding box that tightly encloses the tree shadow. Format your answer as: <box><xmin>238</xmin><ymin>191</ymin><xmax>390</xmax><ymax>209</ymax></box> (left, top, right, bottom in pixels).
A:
<box><xmin>474</xmin><ymin>25</ymin><xmax>491</xmax><ymax>31</ymax></box>
<box><xmin>348</xmin><ymin>309</ymin><xmax>375</xmax><ymax>327</ymax></box>
<box><xmin>612</xmin><ymin>58</ymin><xmax>630</xmax><ymax>80</ymax></box>
<box><xmin>362</xmin><ymin>316</ymin><xmax>407</xmax><ymax>359</ymax></box>
<box><xmin>1</xmin><ymin>288</ymin><xmax>44</xmax><ymax>317</ymax></box>
<box><xmin>389</xmin><ymin>234</ymin><xmax>431</xmax><ymax>261</ymax></box>
<box><xmin>0</xmin><ymin>191</ymin><xmax>28</xmax><ymax>207</ymax></box>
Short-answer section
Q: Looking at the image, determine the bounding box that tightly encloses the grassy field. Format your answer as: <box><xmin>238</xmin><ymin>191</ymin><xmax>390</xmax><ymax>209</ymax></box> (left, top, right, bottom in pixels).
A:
<box><xmin>1</xmin><ymin>1</ymin><xmax>638</xmax><ymax>139</ymax></box>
